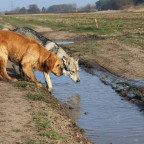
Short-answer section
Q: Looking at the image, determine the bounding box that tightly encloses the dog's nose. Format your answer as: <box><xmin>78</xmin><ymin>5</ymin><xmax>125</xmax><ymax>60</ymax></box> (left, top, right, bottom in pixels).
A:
<box><xmin>61</xmin><ymin>68</ymin><xmax>63</xmax><ymax>75</ymax></box>
<box><xmin>76</xmin><ymin>79</ymin><xmax>80</xmax><ymax>83</ymax></box>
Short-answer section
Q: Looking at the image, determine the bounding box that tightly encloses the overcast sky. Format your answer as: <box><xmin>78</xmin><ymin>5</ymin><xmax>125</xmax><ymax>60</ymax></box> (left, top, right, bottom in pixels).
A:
<box><xmin>0</xmin><ymin>0</ymin><xmax>97</xmax><ymax>11</ymax></box>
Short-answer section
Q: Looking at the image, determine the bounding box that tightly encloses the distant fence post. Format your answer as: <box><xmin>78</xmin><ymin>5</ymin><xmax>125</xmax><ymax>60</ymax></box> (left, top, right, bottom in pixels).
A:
<box><xmin>95</xmin><ymin>18</ymin><xmax>98</xmax><ymax>29</ymax></box>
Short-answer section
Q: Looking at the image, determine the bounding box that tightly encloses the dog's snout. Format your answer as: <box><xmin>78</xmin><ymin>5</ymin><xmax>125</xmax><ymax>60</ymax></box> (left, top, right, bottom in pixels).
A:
<box><xmin>76</xmin><ymin>79</ymin><xmax>80</xmax><ymax>83</ymax></box>
<box><xmin>61</xmin><ymin>67</ymin><xmax>63</xmax><ymax>72</ymax></box>
<box><xmin>60</xmin><ymin>67</ymin><xmax>63</xmax><ymax>75</ymax></box>
<box><xmin>60</xmin><ymin>71</ymin><xmax>63</xmax><ymax>76</ymax></box>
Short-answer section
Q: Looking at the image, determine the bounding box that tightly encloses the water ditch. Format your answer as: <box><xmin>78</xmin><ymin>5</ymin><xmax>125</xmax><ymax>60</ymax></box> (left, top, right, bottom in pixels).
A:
<box><xmin>35</xmin><ymin>68</ymin><xmax>144</xmax><ymax>144</ymax></box>
<box><xmin>34</xmin><ymin>40</ymin><xmax>144</xmax><ymax>144</ymax></box>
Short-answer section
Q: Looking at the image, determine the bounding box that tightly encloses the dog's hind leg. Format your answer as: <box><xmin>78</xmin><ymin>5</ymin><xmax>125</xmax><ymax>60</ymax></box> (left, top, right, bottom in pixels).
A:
<box><xmin>44</xmin><ymin>72</ymin><xmax>52</xmax><ymax>92</ymax></box>
<box><xmin>0</xmin><ymin>56</ymin><xmax>17</xmax><ymax>82</ymax></box>
<box><xmin>0</xmin><ymin>43</ymin><xmax>16</xmax><ymax>81</ymax></box>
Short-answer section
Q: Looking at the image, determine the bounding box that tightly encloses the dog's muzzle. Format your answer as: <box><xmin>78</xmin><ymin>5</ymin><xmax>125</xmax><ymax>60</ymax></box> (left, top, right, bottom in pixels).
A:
<box><xmin>76</xmin><ymin>79</ymin><xmax>80</xmax><ymax>83</ymax></box>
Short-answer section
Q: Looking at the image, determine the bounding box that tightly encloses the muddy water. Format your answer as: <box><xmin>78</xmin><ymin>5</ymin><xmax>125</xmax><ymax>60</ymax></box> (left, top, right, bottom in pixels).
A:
<box><xmin>35</xmin><ymin>69</ymin><xmax>144</xmax><ymax>144</ymax></box>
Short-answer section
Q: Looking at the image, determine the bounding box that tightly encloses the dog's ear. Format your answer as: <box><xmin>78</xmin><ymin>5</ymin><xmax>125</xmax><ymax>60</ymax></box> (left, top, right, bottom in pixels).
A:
<box><xmin>74</xmin><ymin>56</ymin><xmax>79</xmax><ymax>62</ymax></box>
<box><xmin>45</xmin><ymin>56</ymin><xmax>57</xmax><ymax>72</ymax></box>
<box><xmin>62</xmin><ymin>56</ymin><xmax>70</xmax><ymax>66</ymax></box>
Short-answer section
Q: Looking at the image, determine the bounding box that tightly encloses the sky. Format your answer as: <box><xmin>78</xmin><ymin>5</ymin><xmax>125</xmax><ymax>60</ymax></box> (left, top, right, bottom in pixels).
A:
<box><xmin>0</xmin><ymin>0</ymin><xmax>97</xmax><ymax>11</ymax></box>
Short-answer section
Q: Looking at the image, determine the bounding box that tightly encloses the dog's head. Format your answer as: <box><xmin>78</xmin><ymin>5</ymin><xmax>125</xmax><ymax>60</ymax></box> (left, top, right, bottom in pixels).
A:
<box><xmin>45</xmin><ymin>54</ymin><xmax>62</xmax><ymax>77</ymax></box>
<box><xmin>62</xmin><ymin>56</ymin><xmax>80</xmax><ymax>83</ymax></box>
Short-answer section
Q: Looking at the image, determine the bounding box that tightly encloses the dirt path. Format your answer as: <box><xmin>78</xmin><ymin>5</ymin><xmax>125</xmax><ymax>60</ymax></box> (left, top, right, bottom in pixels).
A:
<box><xmin>0</xmin><ymin>62</ymin><xmax>90</xmax><ymax>144</ymax></box>
<box><xmin>35</xmin><ymin>27</ymin><xmax>83</xmax><ymax>41</ymax></box>
<box><xmin>0</xmin><ymin>81</ymin><xmax>31</xmax><ymax>143</ymax></box>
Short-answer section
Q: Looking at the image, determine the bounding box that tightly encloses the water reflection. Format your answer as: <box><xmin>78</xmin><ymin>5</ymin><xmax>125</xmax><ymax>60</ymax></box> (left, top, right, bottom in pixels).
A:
<box><xmin>63</xmin><ymin>95</ymin><xmax>81</xmax><ymax>121</ymax></box>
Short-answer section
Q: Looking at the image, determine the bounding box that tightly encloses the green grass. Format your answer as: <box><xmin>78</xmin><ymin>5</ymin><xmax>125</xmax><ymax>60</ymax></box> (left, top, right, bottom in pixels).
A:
<box><xmin>13</xmin><ymin>129</ymin><xmax>22</xmax><ymax>132</ymax></box>
<box><xmin>0</xmin><ymin>12</ymin><xmax>143</xmax><ymax>50</ymax></box>
<box><xmin>0</xmin><ymin>16</ymin><xmax>34</xmax><ymax>28</ymax></box>
<box><xmin>37</xmin><ymin>121</ymin><xmax>51</xmax><ymax>129</ymax></box>
<box><xmin>0</xmin><ymin>25</ymin><xmax>3</xmax><ymax>29</ymax></box>
<box><xmin>27</xmin><ymin>92</ymin><xmax>46</xmax><ymax>101</ymax></box>
<box><xmin>62</xmin><ymin>41</ymin><xmax>104</xmax><ymax>56</ymax></box>
<box><xmin>37</xmin><ymin>112</ymin><xmax>49</xmax><ymax>117</ymax></box>
<box><xmin>0</xmin><ymin>12</ymin><xmax>144</xmax><ymax>36</ymax></box>
<box><xmin>40</xmin><ymin>131</ymin><xmax>67</xmax><ymax>141</ymax></box>
<box><xmin>33</xmin><ymin>116</ymin><xmax>41</xmax><ymax>121</ymax></box>
<box><xmin>116</xmin><ymin>81</ymin><xmax>128</xmax><ymax>86</ymax></box>
<box><xmin>118</xmin><ymin>53</ymin><xmax>133</xmax><ymax>63</ymax></box>
<box><xmin>133</xmin><ymin>89</ymin><xmax>143</xmax><ymax>98</ymax></box>
<box><xmin>14</xmin><ymin>81</ymin><xmax>30</xmax><ymax>87</ymax></box>
<box><xmin>117</xmin><ymin>33</ymin><xmax>144</xmax><ymax>47</ymax></box>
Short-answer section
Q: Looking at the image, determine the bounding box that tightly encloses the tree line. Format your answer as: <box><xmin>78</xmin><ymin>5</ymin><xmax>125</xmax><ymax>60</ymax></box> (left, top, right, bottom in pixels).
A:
<box><xmin>96</xmin><ymin>0</ymin><xmax>144</xmax><ymax>10</ymax></box>
<box><xmin>5</xmin><ymin>4</ymin><xmax>96</xmax><ymax>14</ymax></box>
<box><xmin>4</xmin><ymin>0</ymin><xmax>144</xmax><ymax>14</ymax></box>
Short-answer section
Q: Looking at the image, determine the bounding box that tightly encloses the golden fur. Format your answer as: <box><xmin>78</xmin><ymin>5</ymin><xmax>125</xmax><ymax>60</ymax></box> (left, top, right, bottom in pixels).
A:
<box><xmin>0</xmin><ymin>31</ymin><xmax>62</xmax><ymax>87</ymax></box>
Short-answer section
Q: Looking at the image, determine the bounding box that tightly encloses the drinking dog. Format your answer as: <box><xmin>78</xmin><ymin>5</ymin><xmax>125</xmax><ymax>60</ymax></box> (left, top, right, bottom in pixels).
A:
<box><xmin>0</xmin><ymin>31</ymin><xmax>62</xmax><ymax>87</ymax></box>
<box><xmin>12</xmin><ymin>27</ymin><xmax>80</xmax><ymax>91</ymax></box>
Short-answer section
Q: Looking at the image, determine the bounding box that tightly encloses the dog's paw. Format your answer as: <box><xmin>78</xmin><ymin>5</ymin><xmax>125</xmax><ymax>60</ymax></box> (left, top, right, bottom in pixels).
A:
<box><xmin>48</xmin><ymin>87</ymin><xmax>52</xmax><ymax>92</ymax></box>
<box><xmin>36</xmin><ymin>83</ymin><xmax>43</xmax><ymax>88</ymax></box>
<box><xmin>12</xmin><ymin>78</ymin><xmax>18</xmax><ymax>82</ymax></box>
<box><xmin>0</xmin><ymin>75</ymin><xmax>3</xmax><ymax>80</ymax></box>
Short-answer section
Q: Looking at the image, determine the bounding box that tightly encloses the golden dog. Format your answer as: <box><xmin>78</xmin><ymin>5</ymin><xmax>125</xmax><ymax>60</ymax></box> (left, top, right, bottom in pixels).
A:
<box><xmin>0</xmin><ymin>31</ymin><xmax>62</xmax><ymax>87</ymax></box>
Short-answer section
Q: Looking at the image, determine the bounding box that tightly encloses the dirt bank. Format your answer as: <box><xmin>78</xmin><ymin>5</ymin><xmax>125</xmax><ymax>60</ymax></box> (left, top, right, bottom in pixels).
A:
<box><xmin>36</xmin><ymin>27</ymin><xmax>144</xmax><ymax>80</ymax></box>
<box><xmin>0</xmin><ymin>61</ymin><xmax>91</xmax><ymax>144</ymax></box>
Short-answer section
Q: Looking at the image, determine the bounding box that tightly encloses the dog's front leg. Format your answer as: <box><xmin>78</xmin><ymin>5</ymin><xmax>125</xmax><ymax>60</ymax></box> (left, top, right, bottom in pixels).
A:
<box><xmin>44</xmin><ymin>72</ymin><xmax>52</xmax><ymax>92</ymax></box>
<box><xmin>21</xmin><ymin>62</ymin><xmax>43</xmax><ymax>87</ymax></box>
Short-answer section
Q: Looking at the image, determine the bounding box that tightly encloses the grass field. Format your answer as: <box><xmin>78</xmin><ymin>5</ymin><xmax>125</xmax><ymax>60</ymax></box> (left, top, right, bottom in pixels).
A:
<box><xmin>0</xmin><ymin>12</ymin><xmax>144</xmax><ymax>46</ymax></box>
<box><xmin>0</xmin><ymin>12</ymin><xmax>144</xmax><ymax>33</ymax></box>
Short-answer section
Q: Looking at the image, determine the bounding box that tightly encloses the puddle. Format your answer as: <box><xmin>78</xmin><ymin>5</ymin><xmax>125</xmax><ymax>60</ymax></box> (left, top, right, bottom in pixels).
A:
<box><xmin>35</xmin><ymin>69</ymin><xmax>144</xmax><ymax>144</ymax></box>
<box><xmin>57</xmin><ymin>41</ymin><xmax>74</xmax><ymax>45</ymax></box>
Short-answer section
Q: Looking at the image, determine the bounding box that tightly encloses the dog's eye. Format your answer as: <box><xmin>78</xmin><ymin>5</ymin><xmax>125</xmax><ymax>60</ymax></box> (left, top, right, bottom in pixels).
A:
<box><xmin>57</xmin><ymin>64</ymin><xmax>60</xmax><ymax>67</ymax></box>
<box><xmin>70</xmin><ymin>70</ymin><xmax>75</xmax><ymax>73</ymax></box>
